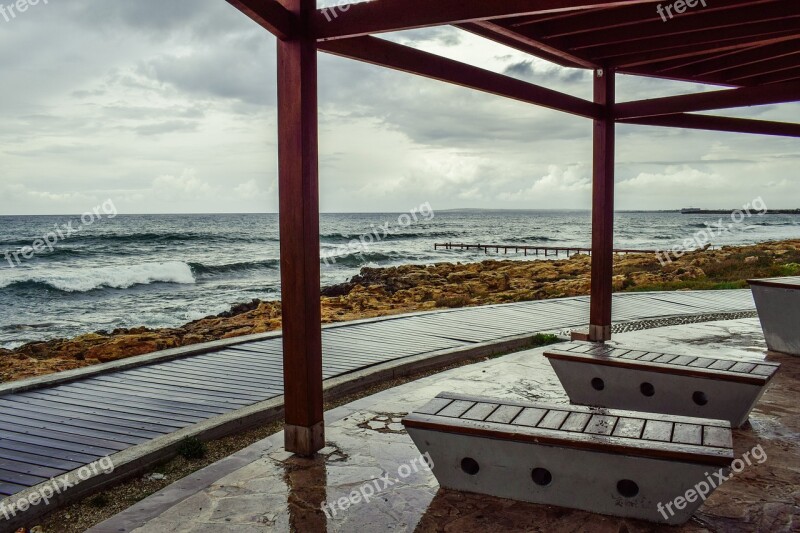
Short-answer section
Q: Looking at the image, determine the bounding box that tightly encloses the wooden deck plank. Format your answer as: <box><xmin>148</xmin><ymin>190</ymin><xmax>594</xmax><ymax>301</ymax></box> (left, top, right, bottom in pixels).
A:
<box><xmin>0</xmin><ymin>399</ymin><xmax>181</xmax><ymax>435</ymax></box>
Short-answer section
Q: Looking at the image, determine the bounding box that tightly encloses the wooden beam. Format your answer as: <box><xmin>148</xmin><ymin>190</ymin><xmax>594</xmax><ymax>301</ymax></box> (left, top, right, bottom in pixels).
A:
<box><xmin>318</xmin><ymin>36</ymin><xmax>601</xmax><ymax>119</ymax></box>
<box><xmin>277</xmin><ymin>0</ymin><xmax>324</xmax><ymax>456</ymax></box>
<box><xmin>620</xmin><ymin>113</ymin><xmax>800</xmax><ymax>138</ymax></box>
<box><xmin>313</xmin><ymin>0</ymin><xmax>661</xmax><ymax>41</ymax></box>
<box><xmin>615</xmin><ymin>80</ymin><xmax>800</xmax><ymax>119</ymax></box>
<box><xmin>589</xmin><ymin>68</ymin><xmax>615</xmax><ymax>342</ymax></box>
<box><xmin>458</xmin><ymin>21</ymin><xmax>597</xmax><ymax>69</ymax></box>
<box><xmin>226</xmin><ymin>0</ymin><xmax>297</xmax><ymax>40</ymax></box>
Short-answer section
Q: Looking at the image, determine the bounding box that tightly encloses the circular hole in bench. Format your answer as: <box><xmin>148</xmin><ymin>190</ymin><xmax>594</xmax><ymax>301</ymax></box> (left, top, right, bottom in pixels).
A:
<box><xmin>693</xmin><ymin>391</ymin><xmax>708</xmax><ymax>406</ymax></box>
<box><xmin>640</xmin><ymin>382</ymin><xmax>655</xmax><ymax>397</ymax></box>
<box><xmin>461</xmin><ymin>457</ymin><xmax>480</xmax><ymax>476</ymax></box>
<box><xmin>531</xmin><ymin>467</ymin><xmax>552</xmax><ymax>486</ymax></box>
<box><xmin>591</xmin><ymin>377</ymin><xmax>605</xmax><ymax>391</ymax></box>
<box><xmin>617</xmin><ymin>479</ymin><xmax>639</xmax><ymax>498</ymax></box>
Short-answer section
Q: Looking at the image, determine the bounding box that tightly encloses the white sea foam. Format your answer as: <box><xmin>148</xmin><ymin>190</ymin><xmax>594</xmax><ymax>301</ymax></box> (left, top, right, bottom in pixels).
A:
<box><xmin>0</xmin><ymin>261</ymin><xmax>196</xmax><ymax>292</ymax></box>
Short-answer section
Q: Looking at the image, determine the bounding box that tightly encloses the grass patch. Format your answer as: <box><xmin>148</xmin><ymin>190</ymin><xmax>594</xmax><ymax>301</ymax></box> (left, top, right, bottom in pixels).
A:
<box><xmin>177</xmin><ymin>437</ymin><xmax>206</xmax><ymax>461</ymax></box>
<box><xmin>624</xmin><ymin>280</ymin><xmax>749</xmax><ymax>292</ymax></box>
<box><xmin>530</xmin><ymin>333</ymin><xmax>561</xmax><ymax>347</ymax></box>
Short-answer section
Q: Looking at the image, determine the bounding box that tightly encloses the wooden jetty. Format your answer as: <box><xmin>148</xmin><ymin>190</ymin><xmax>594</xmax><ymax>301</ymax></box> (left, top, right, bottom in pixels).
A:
<box><xmin>435</xmin><ymin>243</ymin><xmax>662</xmax><ymax>257</ymax></box>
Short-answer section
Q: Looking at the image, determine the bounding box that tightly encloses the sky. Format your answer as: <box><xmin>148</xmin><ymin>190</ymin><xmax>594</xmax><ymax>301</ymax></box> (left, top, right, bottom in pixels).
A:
<box><xmin>1</xmin><ymin>0</ymin><xmax>799</xmax><ymax>215</ymax></box>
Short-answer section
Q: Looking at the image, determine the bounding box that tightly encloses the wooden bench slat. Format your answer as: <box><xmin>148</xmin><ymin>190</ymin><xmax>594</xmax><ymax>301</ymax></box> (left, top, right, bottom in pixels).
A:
<box><xmin>688</xmin><ymin>357</ymin><xmax>716</xmax><ymax>368</ymax></box>
<box><xmin>538</xmin><ymin>410</ymin><xmax>570</xmax><ymax>430</ymax></box>
<box><xmin>637</xmin><ymin>353</ymin><xmax>662</xmax><ymax>362</ymax></box>
<box><xmin>730</xmin><ymin>362</ymin><xmax>756</xmax><ymax>373</ymax></box>
<box><xmin>653</xmin><ymin>354</ymin><xmax>679</xmax><ymax>364</ymax></box>
<box><xmin>752</xmin><ymin>364</ymin><xmax>777</xmax><ymax>376</ymax></box>
<box><xmin>620</xmin><ymin>350</ymin><xmax>649</xmax><ymax>360</ymax></box>
<box><xmin>673</xmin><ymin>423</ymin><xmax>703</xmax><ymax>445</ymax></box>
<box><xmin>438</xmin><ymin>400</ymin><xmax>475</xmax><ymax>418</ymax></box>
<box><xmin>613</xmin><ymin>417</ymin><xmax>646</xmax><ymax>439</ymax></box>
<box><xmin>643</xmin><ymin>420</ymin><xmax>673</xmax><ymax>442</ymax></box>
<box><xmin>486</xmin><ymin>405</ymin><xmax>523</xmax><ymax>424</ymax></box>
<box><xmin>670</xmin><ymin>356</ymin><xmax>697</xmax><ymax>366</ymax></box>
<box><xmin>512</xmin><ymin>407</ymin><xmax>548</xmax><ymax>428</ymax></box>
<box><xmin>461</xmin><ymin>402</ymin><xmax>499</xmax><ymax>421</ymax></box>
<box><xmin>560</xmin><ymin>412</ymin><xmax>592</xmax><ymax>432</ymax></box>
<box><xmin>709</xmin><ymin>360</ymin><xmax>736</xmax><ymax>371</ymax></box>
<box><xmin>584</xmin><ymin>415</ymin><xmax>617</xmax><ymax>435</ymax></box>
<box><xmin>703</xmin><ymin>426</ymin><xmax>733</xmax><ymax>448</ymax></box>
<box><xmin>415</xmin><ymin>397</ymin><xmax>452</xmax><ymax>415</ymax></box>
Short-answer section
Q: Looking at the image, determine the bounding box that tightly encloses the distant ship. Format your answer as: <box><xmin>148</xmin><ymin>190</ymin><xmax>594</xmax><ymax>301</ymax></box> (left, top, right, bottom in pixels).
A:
<box><xmin>680</xmin><ymin>207</ymin><xmax>702</xmax><ymax>214</ymax></box>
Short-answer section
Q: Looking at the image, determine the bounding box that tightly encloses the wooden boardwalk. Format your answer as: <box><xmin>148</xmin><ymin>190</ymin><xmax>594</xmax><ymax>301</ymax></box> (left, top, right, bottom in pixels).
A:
<box><xmin>0</xmin><ymin>290</ymin><xmax>755</xmax><ymax>498</ymax></box>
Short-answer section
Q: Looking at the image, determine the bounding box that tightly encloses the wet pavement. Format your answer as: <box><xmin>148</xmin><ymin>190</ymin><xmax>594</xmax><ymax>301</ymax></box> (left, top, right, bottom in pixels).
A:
<box><xmin>93</xmin><ymin>318</ymin><xmax>799</xmax><ymax>532</ymax></box>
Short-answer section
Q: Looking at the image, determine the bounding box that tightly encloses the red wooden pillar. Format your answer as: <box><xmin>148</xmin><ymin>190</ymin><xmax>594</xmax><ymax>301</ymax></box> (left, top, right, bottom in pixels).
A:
<box><xmin>589</xmin><ymin>68</ymin><xmax>615</xmax><ymax>342</ymax></box>
<box><xmin>277</xmin><ymin>0</ymin><xmax>324</xmax><ymax>456</ymax></box>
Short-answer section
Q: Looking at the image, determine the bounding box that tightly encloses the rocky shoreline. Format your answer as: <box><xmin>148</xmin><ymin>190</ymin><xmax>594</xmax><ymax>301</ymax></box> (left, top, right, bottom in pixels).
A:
<box><xmin>1</xmin><ymin>239</ymin><xmax>798</xmax><ymax>383</ymax></box>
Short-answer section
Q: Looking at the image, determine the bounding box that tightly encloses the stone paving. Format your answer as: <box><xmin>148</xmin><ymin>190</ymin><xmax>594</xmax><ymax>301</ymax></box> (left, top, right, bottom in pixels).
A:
<box><xmin>92</xmin><ymin>318</ymin><xmax>799</xmax><ymax>533</ymax></box>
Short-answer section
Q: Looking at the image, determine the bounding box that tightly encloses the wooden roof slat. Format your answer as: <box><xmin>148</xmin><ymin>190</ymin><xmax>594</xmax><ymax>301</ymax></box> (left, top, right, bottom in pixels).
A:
<box><xmin>615</xmin><ymin>31</ymin><xmax>800</xmax><ymax>74</ymax></box>
<box><xmin>511</xmin><ymin>0</ymin><xmax>777</xmax><ymax>38</ymax></box>
<box><xmin>546</xmin><ymin>2</ymin><xmax>800</xmax><ymax>50</ymax></box>
<box><xmin>312</xmin><ymin>0</ymin><xmax>661</xmax><ymax>41</ymax></box>
<box><xmin>458</xmin><ymin>21</ymin><xmax>597</xmax><ymax>69</ymax></box>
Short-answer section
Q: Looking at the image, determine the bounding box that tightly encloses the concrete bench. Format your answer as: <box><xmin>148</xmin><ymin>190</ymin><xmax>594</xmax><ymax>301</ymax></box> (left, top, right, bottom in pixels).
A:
<box><xmin>749</xmin><ymin>276</ymin><xmax>800</xmax><ymax>356</ymax></box>
<box><xmin>545</xmin><ymin>342</ymin><xmax>779</xmax><ymax>427</ymax></box>
<box><xmin>403</xmin><ymin>392</ymin><xmax>733</xmax><ymax>524</ymax></box>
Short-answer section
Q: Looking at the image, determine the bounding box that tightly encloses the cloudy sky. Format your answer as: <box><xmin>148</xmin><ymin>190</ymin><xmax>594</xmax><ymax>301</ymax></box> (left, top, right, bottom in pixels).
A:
<box><xmin>1</xmin><ymin>0</ymin><xmax>798</xmax><ymax>215</ymax></box>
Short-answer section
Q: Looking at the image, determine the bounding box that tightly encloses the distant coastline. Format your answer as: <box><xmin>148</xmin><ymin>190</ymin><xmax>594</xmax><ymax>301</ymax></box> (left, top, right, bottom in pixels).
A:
<box><xmin>680</xmin><ymin>208</ymin><xmax>800</xmax><ymax>215</ymax></box>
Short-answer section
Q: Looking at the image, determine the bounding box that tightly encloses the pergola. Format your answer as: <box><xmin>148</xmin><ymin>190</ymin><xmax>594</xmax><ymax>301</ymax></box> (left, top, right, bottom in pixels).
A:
<box><xmin>225</xmin><ymin>0</ymin><xmax>800</xmax><ymax>456</ymax></box>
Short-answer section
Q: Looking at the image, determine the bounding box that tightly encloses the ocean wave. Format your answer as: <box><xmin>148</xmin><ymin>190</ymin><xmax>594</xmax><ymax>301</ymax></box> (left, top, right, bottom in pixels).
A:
<box><xmin>0</xmin><ymin>232</ymin><xmax>278</xmax><ymax>247</ymax></box>
<box><xmin>320</xmin><ymin>251</ymin><xmax>405</xmax><ymax>267</ymax></box>
<box><xmin>189</xmin><ymin>259</ymin><xmax>280</xmax><ymax>276</ymax></box>
<box><xmin>320</xmin><ymin>230</ymin><xmax>458</xmax><ymax>244</ymax></box>
<box><xmin>0</xmin><ymin>261</ymin><xmax>196</xmax><ymax>293</ymax></box>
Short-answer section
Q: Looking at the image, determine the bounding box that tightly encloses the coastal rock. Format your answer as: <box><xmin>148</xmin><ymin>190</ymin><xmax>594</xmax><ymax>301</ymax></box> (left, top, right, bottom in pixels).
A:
<box><xmin>3</xmin><ymin>239</ymin><xmax>799</xmax><ymax>383</ymax></box>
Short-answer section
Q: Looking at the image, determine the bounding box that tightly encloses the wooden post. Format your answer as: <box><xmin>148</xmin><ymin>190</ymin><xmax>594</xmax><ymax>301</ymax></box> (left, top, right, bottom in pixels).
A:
<box><xmin>589</xmin><ymin>68</ymin><xmax>615</xmax><ymax>342</ymax></box>
<box><xmin>277</xmin><ymin>0</ymin><xmax>324</xmax><ymax>456</ymax></box>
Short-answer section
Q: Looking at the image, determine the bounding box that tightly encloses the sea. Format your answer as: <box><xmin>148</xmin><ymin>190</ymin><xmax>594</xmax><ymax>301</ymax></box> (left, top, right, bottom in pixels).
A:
<box><xmin>1</xmin><ymin>210</ymin><xmax>798</xmax><ymax>349</ymax></box>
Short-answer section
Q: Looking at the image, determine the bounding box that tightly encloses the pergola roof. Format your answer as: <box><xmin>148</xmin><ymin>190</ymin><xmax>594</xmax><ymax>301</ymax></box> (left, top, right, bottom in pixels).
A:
<box><xmin>460</xmin><ymin>0</ymin><xmax>800</xmax><ymax>87</ymax></box>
